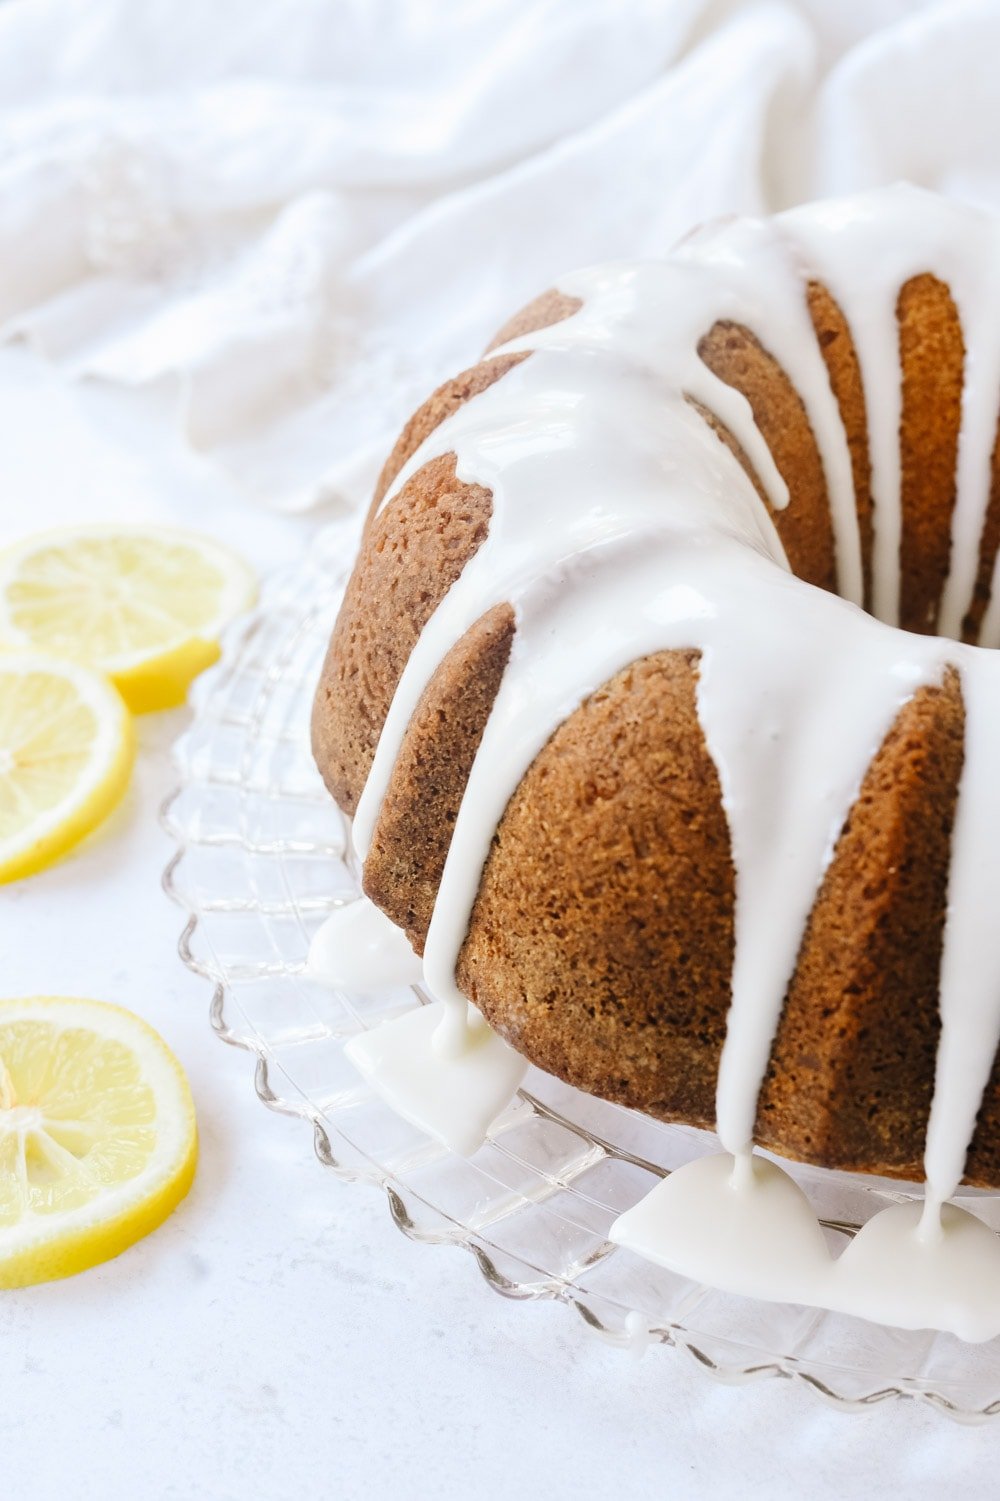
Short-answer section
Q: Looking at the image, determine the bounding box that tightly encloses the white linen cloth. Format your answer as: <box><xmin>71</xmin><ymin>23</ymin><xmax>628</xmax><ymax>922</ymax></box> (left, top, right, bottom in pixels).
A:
<box><xmin>1</xmin><ymin>0</ymin><xmax>998</xmax><ymax>514</ymax></box>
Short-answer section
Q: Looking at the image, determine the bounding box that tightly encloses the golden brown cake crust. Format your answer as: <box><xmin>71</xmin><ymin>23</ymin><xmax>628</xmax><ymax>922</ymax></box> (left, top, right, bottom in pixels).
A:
<box><xmin>457</xmin><ymin>650</ymin><xmax>733</xmax><ymax>1126</ymax></box>
<box><xmin>311</xmin><ymin>267</ymin><xmax>1000</xmax><ymax>1188</ymax></box>
<box><xmin>756</xmin><ymin>669</ymin><xmax>964</xmax><ymax>1179</ymax></box>
<box><xmin>313</xmin><ymin>288</ymin><xmax>586</xmax><ymax>813</ymax></box>
<box><xmin>963</xmin><ymin>417</ymin><xmax>1000</xmax><ymax>641</ymax></box>
<box><xmin>897</xmin><ymin>274</ymin><xmax>964</xmax><ymax>635</ymax></box>
<box><xmin>311</xmin><ymin>453</ymin><xmax>494</xmax><ymax>814</ymax></box>
<box><xmin>932</xmin><ymin>275</ymin><xmax>1000</xmax><ymax>644</ymax></box>
<box><xmin>697</xmin><ymin>321</ymin><xmax>837</xmax><ymax>593</ymax></box>
<box><xmin>806</xmin><ymin>280</ymin><xmax>875</xmax><ymax>611</ymax></box>
<box><xmin>364</xmin><ymin>603</ymin><xmax>515</xmax><ymax>948</ymax></box>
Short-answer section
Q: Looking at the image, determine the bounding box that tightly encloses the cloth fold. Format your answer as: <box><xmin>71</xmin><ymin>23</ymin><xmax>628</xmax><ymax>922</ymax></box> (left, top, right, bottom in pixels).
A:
<box><xmin>0</xmin><ymin>0</ymin><xmax>994</xmax><ymax>513</ymax></box>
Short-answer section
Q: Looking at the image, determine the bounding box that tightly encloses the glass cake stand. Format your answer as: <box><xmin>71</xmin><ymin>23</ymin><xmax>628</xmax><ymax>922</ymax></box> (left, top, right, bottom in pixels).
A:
<box><xmin>161</xmin><ymin>522</ymin><xmax>1000</xmax><ymax>1423</ymax></box>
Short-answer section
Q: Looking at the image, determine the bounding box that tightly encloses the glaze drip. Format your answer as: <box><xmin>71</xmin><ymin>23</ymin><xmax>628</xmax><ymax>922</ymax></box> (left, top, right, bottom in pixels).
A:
<box><xmin>322</xmin><ymin>184</ymin><xmax>1000</xmax><ymax>1338</ymax></box>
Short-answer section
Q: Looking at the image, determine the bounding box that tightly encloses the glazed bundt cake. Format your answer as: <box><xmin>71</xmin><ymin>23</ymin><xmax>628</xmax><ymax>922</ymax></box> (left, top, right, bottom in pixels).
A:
<box><xmin>312</xmin><ymin>184</ymin><xmax>1000</xmax><ymax>1209</ymax></box>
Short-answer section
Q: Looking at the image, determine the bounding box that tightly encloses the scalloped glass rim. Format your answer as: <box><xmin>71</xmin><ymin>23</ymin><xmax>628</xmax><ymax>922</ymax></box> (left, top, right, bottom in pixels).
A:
<box><xmin>162</xmin><ymin>521</ymin><xmax>1000</xmax><ymax>1423</ymax></box>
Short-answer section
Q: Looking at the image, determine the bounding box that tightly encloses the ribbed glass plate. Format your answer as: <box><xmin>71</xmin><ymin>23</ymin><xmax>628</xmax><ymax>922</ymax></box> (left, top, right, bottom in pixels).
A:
<box><xmin>162</xmin><ymin>522</ymin><xmax>1000</xmax><ymax>1422</ymax></box>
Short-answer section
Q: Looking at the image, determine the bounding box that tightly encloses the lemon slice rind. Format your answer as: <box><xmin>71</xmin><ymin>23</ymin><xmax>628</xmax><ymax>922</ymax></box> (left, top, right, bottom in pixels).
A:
<box><xmin>0</xmin><ymin>996</ymin><xmax>197</xmax><ymax>1288</ymax></box>
<box><xmin>0</xmin><ymin>655</ymin><xmax>134</xmax><ymax>884</ymax></box>
<box><xmin>0</xmin><ymin>525</ymin><xmax>257</xmax><ymax>712</ymax></box>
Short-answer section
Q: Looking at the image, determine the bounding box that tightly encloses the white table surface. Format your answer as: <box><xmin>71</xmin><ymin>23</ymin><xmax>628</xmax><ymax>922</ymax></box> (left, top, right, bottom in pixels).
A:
<box><xmin>3</xmin><ymin>344</ymin><xmax>997</xmax><ymax>1500</ymax></box>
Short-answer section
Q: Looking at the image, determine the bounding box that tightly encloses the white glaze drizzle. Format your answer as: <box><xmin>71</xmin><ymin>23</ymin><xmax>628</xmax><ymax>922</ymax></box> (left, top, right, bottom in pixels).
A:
<box><xmin>610</xmin><ymin>1153</ymin><xmax>1000</xmax><ymax>1343</ymax></box>
<box><xmin>783</xmin><ymin>193</ymin><xmax>1000</xmax><ymax>636</ymax></box>
<box><xmin>938</xmin><ymin>275</ymin><xmax>1000</xmax><ymax>643</ymax></box>
<box><xmin>423</xmin><ymin>536</ymin><xmax>947</xmax><ymax>1158</ymax></box>
<box><xmin>923</xmin><ymin>654</ymin><xmax>1000</xmax><ymax>1216</ymax></box>
<box><xmin>324</xmin><ymin>184</ymin><xmax>1000</xmax><ymax>1336</ymax></box>
<box><xmin>308</xmin><ymin>897</ymin><xmax>424</xmax><ymax>991</ymax></box>
<box><xmin>344</xmin><ymin>1000</ymin><xmax>527</xmax><ymax>1157</ymax></box>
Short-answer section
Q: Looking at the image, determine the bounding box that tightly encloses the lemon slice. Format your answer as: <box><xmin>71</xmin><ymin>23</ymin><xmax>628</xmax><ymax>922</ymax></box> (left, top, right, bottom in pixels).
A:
<box><xmin>0</xmin><ymin>997</ymin><xmax>197</xmax><ymax>1288</ymax></box>
<box><xmin>0</xmin><ymin>525</ymin><xmax>257</xmax><ymax>712</ymax></box>
<box><xmin>0</xmin><ymin>655</ymin><xmax>134</xmax><ymax>884</ymax></box>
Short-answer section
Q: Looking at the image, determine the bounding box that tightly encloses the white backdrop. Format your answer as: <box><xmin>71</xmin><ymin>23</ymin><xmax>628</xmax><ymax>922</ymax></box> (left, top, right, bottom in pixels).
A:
<box><xmin>5</xmin><ymin>1</ymin><xmax>1000</xmax><ymax>1495</ymax></box>
<box><xmin>3</xmin><ymin>0</ymin><xmax>1000</xmax><ymax>515</ymax></box>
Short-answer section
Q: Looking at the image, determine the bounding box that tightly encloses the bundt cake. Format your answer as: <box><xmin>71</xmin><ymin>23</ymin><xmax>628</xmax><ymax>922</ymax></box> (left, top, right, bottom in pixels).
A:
<box><xmin>311</xmin><ymin>184</ymin><xmax>1000</xmax><ymax>1213</ymax></box>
